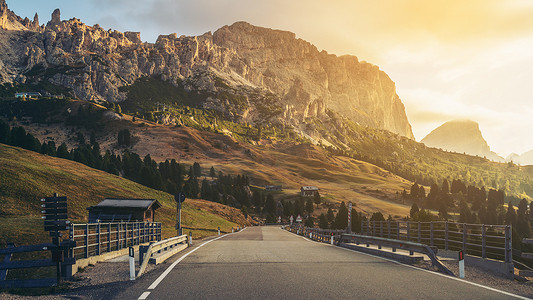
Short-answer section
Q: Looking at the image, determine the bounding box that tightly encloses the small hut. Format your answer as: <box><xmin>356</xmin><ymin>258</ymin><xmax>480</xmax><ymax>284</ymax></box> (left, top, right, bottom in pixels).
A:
<box><xmin>87</xmin><ymin>198</ymin><xmax>161</xmax><ymax>223</ymax></box>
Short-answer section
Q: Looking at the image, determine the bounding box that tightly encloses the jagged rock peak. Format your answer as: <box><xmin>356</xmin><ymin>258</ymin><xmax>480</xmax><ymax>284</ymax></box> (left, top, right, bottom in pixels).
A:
<box><xmin>0</xmin><ymin>0</ymin><xmax>6</xmax><ymax>12</ymax></box>
<box><xmin>33</xmin><ymin>12</ymin><xmax>39</xmax><ymax>25</ymax></box>
<box><xmin>48</xmin><ymin>8</ymin><xmax>61</xmax><ymax>26</ymax></box>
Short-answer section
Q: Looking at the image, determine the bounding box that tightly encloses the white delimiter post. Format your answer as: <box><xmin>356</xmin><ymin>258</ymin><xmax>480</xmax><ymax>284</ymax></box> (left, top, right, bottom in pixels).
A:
<box><xmin>218</xmin><ymin>227</ymin><xmax>221</xmax><ymax>236</ymax></box>
<box><xmin>459</xmin><ymin>250</ymin><xmax>465</xmax><ymax>279</ymax></box>
<box><xmin>129</xmin><ymin>247</ymin><xmax>135</xmax><ymax>281</ymax></box>
<box><xmin>330</xmin><ymin>234</ymin><xmax>334</xmax><ymax>245</ymax></box>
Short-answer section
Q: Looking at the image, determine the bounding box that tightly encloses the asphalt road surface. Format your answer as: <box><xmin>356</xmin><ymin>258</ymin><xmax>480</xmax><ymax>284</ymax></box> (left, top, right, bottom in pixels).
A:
<box><xmin>116</xmin><ymin>226</ymin><xmax>526</xmax><ymax>299</ymax></box>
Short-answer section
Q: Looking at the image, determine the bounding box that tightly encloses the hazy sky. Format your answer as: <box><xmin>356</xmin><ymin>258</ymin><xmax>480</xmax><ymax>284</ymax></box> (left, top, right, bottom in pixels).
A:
<box><xmin>8</xmin><ymin>0</ymin><xmax>533</xmax><ymax>157</ymax></box>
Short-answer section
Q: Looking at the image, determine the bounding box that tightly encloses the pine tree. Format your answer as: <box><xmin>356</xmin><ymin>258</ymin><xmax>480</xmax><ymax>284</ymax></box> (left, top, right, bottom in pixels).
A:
<box><xmin>313</xmin><ymin>192</ymin><xmax>321</xmax><ymax>208</ymax></box>
<box><xmin>332</xmin><ymin>202</ymin><xmax>348</xmax><ymax>229</ymax></box>
<box><xmin>193</xmin><ymin>162</ymin><xmax>201</xmax><ymax>177</ymax></box>
<box><xmin>318</xmin><ymin>213</ymin><xmax>329</xmax><ymax>229</ymax></box>
<box><xmin>305</xmin><ymin>198</ymin><xmax>314</xmax><ymax>213</ymax></box>
<box><xmin>410</xmin><ymin>203</ymin><xmax>419</xmax><ymax>219</ymax></box>
<box><xmin>326</xmin><ymin>208</ymin><xmax>335</xmax><ymax>224</ymax></box>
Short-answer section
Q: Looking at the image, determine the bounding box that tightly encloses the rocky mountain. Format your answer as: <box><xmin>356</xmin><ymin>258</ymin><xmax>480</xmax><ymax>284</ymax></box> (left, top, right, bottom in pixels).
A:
<box><xmin>506</xmin><ymin>150</ymin><xmax>533</xmax><ymax>166</ymax></box>
<box><xmin>421</xmin><ymin>120</ymin><xmax>503</xmax><ymax>162</ymax></box>
<box><xmin>0</xmin><ymin>1</ymin><xmax>413</xmax><ymax>140</ymax></box>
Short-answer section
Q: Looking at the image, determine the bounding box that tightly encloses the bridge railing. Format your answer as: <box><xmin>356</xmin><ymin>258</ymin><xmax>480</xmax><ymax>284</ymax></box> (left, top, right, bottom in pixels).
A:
<box><xmin>69</xmin><ymin>222</ymin><xmax>161</xmax><ymax>259</ymax></box>
<box><xmin>361</xmin><ymin>220</ymin><xmax>511</xmax><ymax>263</ymax></box>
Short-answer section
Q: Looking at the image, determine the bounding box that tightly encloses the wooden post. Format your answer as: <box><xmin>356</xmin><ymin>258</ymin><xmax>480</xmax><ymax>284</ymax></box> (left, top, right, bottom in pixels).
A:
<box><xmin>84</xmin><ymin>224</ymin><xmax>89</xmax><ymax>258</ymax></box>
<box><xmin>96</xmin><ymin>223</ymin><xmax>101</xmax><ymax>256</ymax></box>
<box><xmin>406</xmin><ymin>221</ymin><xmax>410</xmax><ymax>241</ymax></box>
<box><xmin>462</xmin><ymin>223</ymin><xmax>467</xmax><ymax>254</ymax></box>
<box><xmin>108</xmin><ymin>223</ymin><xmax>111</xmax><ymax>253</ymax></box>
<box><xmin>0</xmin><ymin>243</ymin><xmax>14</xmax><ymax>280</ymax></box>
<box><xmin>418</xmin><ymin>222</ymin><xmax>421</xmax><ymax>243</ymax></box>
<box><xmin>481</xmin><ymin>225</ymin><xmax>486</xmax><ymax>258</ymax></box>
<box><xmin>445</xmin><ymin>221</ymin><xmax>449</xmax><ymax>251</ymax></box>
<box><xmin>380</xmin><ymin>221</ymin><xmax>383</xmax><ymax>237</ymax></box>
<box><xmin>387</xmin><ymin>221</ymin><xmax>391</xmax><ymax>239</ymax></box>
<box><xmin>397</xmin><ymin>221</ymin><xmax>400</xmax><ymax>240</ymax></box>
<box><xmin>430</xmin><ymin>222</ymin><xmax>434</xmax><ymax>247</ymax></box>
<box><xmin>505</xmin><ymin>225</ymin><xmax>512</xmax><ymax>263</ymax></box>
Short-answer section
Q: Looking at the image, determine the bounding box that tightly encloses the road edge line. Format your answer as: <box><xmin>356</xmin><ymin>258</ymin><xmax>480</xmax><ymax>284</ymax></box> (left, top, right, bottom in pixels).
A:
<box><xmin>144</xmin><ymin>231</ymin><xmax>235</xmax><ymax>292</ymax></box>
<box><xmin>281</xmin><ymin>228</ymin><xmax>530</xmax><ymax>300</ymax></box>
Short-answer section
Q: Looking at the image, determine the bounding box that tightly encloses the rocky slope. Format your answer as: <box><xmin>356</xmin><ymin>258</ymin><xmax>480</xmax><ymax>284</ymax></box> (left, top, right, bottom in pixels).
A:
<box><xmin>0</xmin><ymin>1</ymin><xmax>413</xmax><ymax>139</ymax></box>
<box><xmin>421</xmin><ymin>120</ymin><xmax>503</xmax><ymax>162</ymax></box>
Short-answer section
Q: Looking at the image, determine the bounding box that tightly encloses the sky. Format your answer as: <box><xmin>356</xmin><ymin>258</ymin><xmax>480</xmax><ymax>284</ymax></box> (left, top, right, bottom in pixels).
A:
<box><xmin>7</xmin><ymin>0</ymin><xmax>533</xmax><ymax>157</ymax></box>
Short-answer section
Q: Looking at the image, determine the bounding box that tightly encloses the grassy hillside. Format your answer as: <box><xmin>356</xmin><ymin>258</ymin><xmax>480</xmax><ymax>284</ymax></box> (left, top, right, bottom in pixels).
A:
<box><xmin>0</xmin><ymin>143</ymin><xmax>252</xmax><ymax>247</ymax></box>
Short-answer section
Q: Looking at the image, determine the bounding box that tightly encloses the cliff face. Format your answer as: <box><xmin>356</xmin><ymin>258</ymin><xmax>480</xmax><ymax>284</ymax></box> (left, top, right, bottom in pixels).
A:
<box><xmin>0</xmin><ymin>4</ymin><xmax>414</xmax><ymax>139</ymax></box>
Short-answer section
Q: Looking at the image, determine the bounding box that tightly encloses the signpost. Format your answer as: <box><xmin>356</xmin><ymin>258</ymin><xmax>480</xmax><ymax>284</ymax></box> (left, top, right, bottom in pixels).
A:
<box><xmin>296</xmin><ymin>215</ymin><xmax>302</xmax><ymax>223</ymax></box>
<box><xmin>41</xmin><ymin>193</ymin><xmax>70</xmax><ymax>285</ymax></box>
<box><xmin>290</xmin><ymin>215</ymin><xmax>294</xmax><ymax>225</ymax></box>
<box><xmin>175</xmin><ymin>192</ymin><xmax>186</xmax><ymax>236</ymax></box>
<box><xmin>347</xmin><ymin>202</ymin><xmax>352</xmax><ymax>234</ymax></box>
<box><xmin>277</xmin><ymin>216</ymin><xmax>282</xmax><ymax>223</ymax></box>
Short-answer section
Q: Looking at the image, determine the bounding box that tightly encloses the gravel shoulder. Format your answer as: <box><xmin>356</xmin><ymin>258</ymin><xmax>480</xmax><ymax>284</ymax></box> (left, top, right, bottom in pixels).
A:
<box><xmin>413</xmin><ymin>259</ymin><xmax>533</xmax><ymax>298</ymax></box>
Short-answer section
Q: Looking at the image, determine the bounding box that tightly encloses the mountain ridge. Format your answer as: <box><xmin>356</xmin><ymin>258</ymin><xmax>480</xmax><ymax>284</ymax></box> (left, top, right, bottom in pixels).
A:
<box><xmin>421</xmin><ymin>120</ymin><xmax>503</xmax><ymax>162</ymax></box>
<box><xmin>0</xmin><ymin>3</ymin><xmax>413</xmax><ymax>140</ymax></box>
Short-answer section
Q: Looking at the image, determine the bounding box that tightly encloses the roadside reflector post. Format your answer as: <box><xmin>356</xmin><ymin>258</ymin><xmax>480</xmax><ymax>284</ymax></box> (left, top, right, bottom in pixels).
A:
<box><xmin>189</xmin><ymin>231</ymin><xmax>193</xmax><ymax>245</ymax></box>
<box><xmin>459</xmin><ymin>250</ymin><xmax>465</xmax><ymax>278</ymax></box>
<box><xmin>330</xmin><ymin>235</ymin><xmax>334</xmax><ymax>245</ymax></box>
<box><xmin>232</xmin><ymin>227</ymin><xmax>234</xmax><ymax>233</ymax></box>
<box><xmin>129</xmin><ymin>247</ymin><xmax>135</xmax><ymax>281</ymax></box>
<box><xmin>218</xmin><ymin>227</ymin><xmax>220</xmax><ymax>236</ymax></box>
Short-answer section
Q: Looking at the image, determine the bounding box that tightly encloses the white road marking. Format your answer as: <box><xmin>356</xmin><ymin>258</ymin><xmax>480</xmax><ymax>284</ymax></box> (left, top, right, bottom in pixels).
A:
<box><xmin>138</xmin><ymin>291</ymin><xmax>150</xmax><ymax>300</ymax></box>
<box><xmin>143</xmin><ymin>228</ymin><xmax>245</xmax><ymax>294</ymax></box>
<box><xmin>282</xmin><ymin>228</ymin><xmax>529</xmax><ymax>300</ymax></box>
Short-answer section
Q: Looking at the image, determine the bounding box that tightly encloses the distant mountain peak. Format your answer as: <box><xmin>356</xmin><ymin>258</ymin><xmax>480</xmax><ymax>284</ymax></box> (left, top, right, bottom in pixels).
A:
<box><xmin>421</xmin><ymin>120</ymin><xmax>503</xmax><ymax>162</ymax></box>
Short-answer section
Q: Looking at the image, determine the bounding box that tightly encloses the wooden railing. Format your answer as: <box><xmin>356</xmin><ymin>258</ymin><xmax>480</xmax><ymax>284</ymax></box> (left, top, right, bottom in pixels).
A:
<box><xmin>0</xmin><ymin>242</ymin><xmax>76</xmax><ymax>288</ymax></box>
<box><xmin>69</xmin><ymin>222</ymin><xmax>161</xmax><ymax>259</ymax></box>
<box><xmin>361</xmin><ymin>220</ymin><xmax>512</xmax><ymax>263</ymax></box>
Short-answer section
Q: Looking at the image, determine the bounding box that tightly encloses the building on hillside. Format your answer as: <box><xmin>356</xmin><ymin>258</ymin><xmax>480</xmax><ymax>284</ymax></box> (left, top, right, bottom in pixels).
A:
<box><xmin>87</xmin><ymin>198</ymin><xmax>161</xmax><ymax>223</ymax></box>
<box><xmin>265</xmin><ymin>185</ymin><xmax>282</xmax><ymax>192</ymax></box>
<box><xmin>15</xmin><ymin>92</ymin><xmax>41</xmax><ymax>99</ymax></box>
<box><xmin>300</xmin><ymin>186</ymin><xmax>319</xmax><ymax>197</ymax></box>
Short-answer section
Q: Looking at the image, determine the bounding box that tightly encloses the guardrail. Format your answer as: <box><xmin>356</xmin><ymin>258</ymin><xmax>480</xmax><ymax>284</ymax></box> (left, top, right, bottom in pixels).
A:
<box><xmin>361</xmin><ymin>220</ymin><xmax>512</xmax><ymax>263</ymax></box>
<box><xmin>339</xmin><ymin>233</ymin><xmax>454</xmax><ymax>276</ymax></box>
<box><xmin>0</xmin><ymin>242</ymin><xmax>76</xmax><ymax>288</ymax></box>
<box><xmin>285</xmin><ymin>224</ymin><xmax>454</xmax><ymax>276</ymax></box>
<box><xmin>286</xmin><ymin>224</ymin><xmax>345</xmax><ymax>243</ymax></box>
<box><xmin>137</xmin><ymin>235</ymin><xmax>189</xmax><ymax>278</ymax></box>
<box><xmin>69</xmin><ymin>222</ymin><xmax>161</xmax><ymax>260</ymax></box>
<box><xmin>520</xmin><ymin>239</ymin><xmax>533</xmax><ymax>277</ymax></box>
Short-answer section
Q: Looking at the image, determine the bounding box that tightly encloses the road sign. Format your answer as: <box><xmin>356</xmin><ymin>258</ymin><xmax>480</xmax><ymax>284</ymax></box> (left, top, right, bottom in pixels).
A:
<box><xmin>296</xmin><ymin>215</ymin><xmax>302</xmax><ymax>223</ymax></box>
<box><xmin>277</xmin><ymin>216</ymin><xmax>281</xmax><ymax>223</ymax></box>
<box><xmin>41</xmin><ymin>194</ymin><xmax>69</xmax><ymax>232</ymax></box>
<box><xmin>175</xmin><ymin>192</ymin><xmax>186</xmax><ymax>203</ymax></box>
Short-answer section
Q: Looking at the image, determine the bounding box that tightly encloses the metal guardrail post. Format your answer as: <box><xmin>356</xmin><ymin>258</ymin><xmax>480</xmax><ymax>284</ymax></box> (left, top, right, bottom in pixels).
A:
<box><xmin>505</xmin><ymin>226</ymin><xmax>512</xmax><ymax>263</ymax></box>
<box><xmin>462</xmin><ymin>223</ymin><xmax>467</xmax><ymax>254</ymax></box>
<box><xmin>387</xmin><ymin>221</ymin><xmax>391</xmax><ymax>239</ymax></box>
<box><xmin>481</xmin><ymin>225</ymin><xmax>486</xmax><ymax>258</ymax></box>
<box><xmin>430</xmin><ymin>223</ymin><xmax>434</xmax><ymax>246</ymax></box>
<box><xmin>372</xmin><ymin>221</ymin><xmax>376</xmax><ymax>236</ymax></box>
<box><xmin>445</xmin><ymin>221</ymin><xmax>449</xmax><ymax>251</ymax></box>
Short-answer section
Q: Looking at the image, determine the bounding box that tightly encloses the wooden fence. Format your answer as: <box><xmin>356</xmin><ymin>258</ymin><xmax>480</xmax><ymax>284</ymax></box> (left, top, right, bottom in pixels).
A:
<box><xmin>69</xmin><ymin>222</ymin><xmax>161</xmax><ymax>260</ymax></box>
